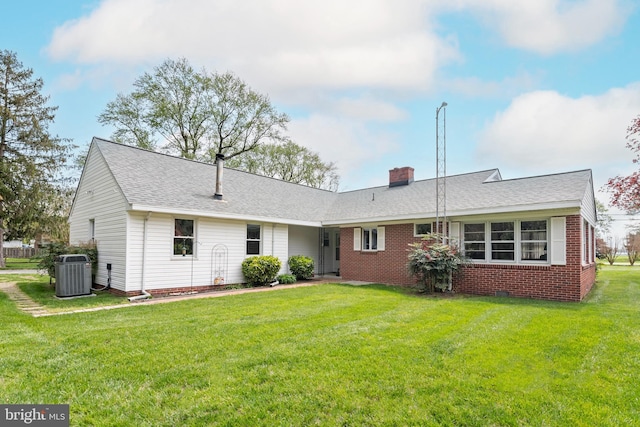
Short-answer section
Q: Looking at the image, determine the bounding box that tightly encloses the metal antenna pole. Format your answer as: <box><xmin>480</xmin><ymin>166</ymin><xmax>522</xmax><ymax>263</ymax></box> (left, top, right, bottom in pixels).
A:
<box><xmin>435</xmin><ymin>102</ymin><xmax>447</xmax><ymax>244</ymax></box>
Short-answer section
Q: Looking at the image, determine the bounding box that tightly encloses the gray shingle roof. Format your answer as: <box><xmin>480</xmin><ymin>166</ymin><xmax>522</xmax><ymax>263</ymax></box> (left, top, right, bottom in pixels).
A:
<box><xmin>90</xmin><ymin>137</ymin><xmax>593</xmax><ymax>226</ymax></box>
<box><xmin>322</xmin><ymin>168</ymin><xmax>593</xmax><ymax>224</ymax></box>
<box><xmin>93</xmin><ymin>137</ymin><xmax>337</xmax><ymax>225</ymax></box>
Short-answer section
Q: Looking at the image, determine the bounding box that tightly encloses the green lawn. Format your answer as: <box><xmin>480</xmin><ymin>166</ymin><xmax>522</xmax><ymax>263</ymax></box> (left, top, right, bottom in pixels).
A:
<box><xmin>1</xmin><ymin>266</ymin><xmax>639</xmax><ymax>426</ymax></box>
<box><xmin>1</xmin><ymin>257</ymin><xmax>40</xmax><ymax>270</ymax></box>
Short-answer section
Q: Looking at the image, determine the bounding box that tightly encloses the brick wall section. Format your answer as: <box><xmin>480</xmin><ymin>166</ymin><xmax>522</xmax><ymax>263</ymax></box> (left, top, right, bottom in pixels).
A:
<box><xmin>341</xmin><ymin>215</ymin><xmax>596</xmax><ymax>302</ymax></box>
<box><xmin>341</xmin><ymin>224</ymin><xmax>422</xmax><ymax>285</ymax></box>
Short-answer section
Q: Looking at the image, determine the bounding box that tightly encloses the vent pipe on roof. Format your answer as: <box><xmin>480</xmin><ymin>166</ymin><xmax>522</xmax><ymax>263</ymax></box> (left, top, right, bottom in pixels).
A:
<box><xmin>214</xmin><ymin>153</ymin><xmax>225</xmax><ymax>200</ymax></box>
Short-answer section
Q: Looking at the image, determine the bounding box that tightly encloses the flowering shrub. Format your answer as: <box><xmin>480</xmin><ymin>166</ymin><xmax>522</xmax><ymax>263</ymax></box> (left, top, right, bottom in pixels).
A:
<box><xmin>407</xmin><ymin>234</ymin><xmax>468</xmax><ymax>293</ymax></box>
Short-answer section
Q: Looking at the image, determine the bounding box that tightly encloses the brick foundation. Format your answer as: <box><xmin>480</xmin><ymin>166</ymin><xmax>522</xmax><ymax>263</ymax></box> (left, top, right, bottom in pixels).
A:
<box><xmin>106</xmin><ymin>284</ymin><xmax>228</xmax><ymax>297</ymax></box>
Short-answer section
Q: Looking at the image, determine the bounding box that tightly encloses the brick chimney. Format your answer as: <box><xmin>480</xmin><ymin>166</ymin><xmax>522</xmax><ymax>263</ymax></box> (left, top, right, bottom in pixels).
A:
<box><xmin>389</xmin><ymin>167</ymin><xmax>414</xmax><ymax>187</ymax></box>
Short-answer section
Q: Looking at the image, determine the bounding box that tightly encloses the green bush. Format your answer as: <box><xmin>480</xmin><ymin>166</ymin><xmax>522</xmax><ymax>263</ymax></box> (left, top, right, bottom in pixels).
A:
<box><xmin>241</xmin><ymin>255</ymin><xmax>282</xmax><ymax>287</ymax></box>
<box><xmin>288</xmin><ymin>255</ymin><xmax>314</xmax><ymax>280</ymax></box>
<box><xmin>37</xmin><ymin>241</ymin><xmax>98</xmax><ymax>281</ymax></box>
<box><xmin>407</xmin><ymin>233</ymin><xmax>468</xmax><ymax>293</ymax></box>
<box><xmin>276</xmin><ymin>274</ymin><xmax>296</xmax><ymax>284</ymax></box>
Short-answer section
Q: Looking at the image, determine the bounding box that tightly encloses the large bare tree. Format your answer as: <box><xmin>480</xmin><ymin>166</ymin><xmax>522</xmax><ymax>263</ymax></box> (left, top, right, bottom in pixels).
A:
<box><xmin>98</xmin><ymin>58</ymin><xmax>289</xmax><ymax>161</ymax></box>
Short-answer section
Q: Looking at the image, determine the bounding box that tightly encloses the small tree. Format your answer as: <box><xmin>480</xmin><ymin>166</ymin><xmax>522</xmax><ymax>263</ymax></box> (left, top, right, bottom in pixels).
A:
<box><xmin>407</xmin><ymin>234</ymin><xmax>468</xmax><ymax>293</ymax></box>
<box><xmin>624</xmin><ymin>232</ymin><xmax>640</xmax><ymax>266</ymax></box>
<box><xmin>600</xmin><ymin>237</ymin><xmax>619</xmax><ymax>265</ymax></box>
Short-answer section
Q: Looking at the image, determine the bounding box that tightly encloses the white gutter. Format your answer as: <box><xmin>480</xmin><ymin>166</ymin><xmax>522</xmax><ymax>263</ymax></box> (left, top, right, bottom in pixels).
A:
<box><xmin>129</xmin><ymin>204</ymin><xmax>323</xmax><ymax>228</ymax></box>
<box><xmin>320</xmin><ymin>201</ymin><xmax>583</xmax><ymax>227</ymax></box>
<box><xmin>128</xmin><ymin>212</ymin><xmax>152</xmax><ymax>302</ymax></box>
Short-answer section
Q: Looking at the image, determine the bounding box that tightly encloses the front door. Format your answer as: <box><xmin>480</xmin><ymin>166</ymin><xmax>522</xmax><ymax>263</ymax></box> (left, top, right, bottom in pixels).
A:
<box><xmin>320</xmin><ymin>228</ymin><xmax>340</xmax><ymax>275</ymax></box>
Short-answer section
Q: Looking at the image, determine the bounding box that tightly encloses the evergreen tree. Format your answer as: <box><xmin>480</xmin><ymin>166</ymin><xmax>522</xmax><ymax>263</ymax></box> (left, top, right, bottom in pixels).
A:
<box><xmin>0</xmin><ymin>50</ymin><xmax>73</xmax><ymax>266</ymax></box>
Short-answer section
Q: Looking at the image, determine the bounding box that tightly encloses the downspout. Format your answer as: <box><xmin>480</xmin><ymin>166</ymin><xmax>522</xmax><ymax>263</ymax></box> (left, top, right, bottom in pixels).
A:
<box><xmin>128</xmin><ymin>212</ymin><xmax>152</xmax><ymax>301</ymax></box>
<box><xmin>272</xmin><ymin>224</ymin><xmax>276</xmax><ymax>256</ymax></box>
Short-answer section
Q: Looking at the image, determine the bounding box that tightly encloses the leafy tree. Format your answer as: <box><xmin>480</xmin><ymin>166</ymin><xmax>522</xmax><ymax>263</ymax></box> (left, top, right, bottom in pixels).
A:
<box><xmin>0</xmin><ymin>50</ymin><xmax>73</xmax><ymax>267</ymax></box>
<box><xmin>595</xmin><ymin>199</ymin><xmax>613</xmax><ymax>237</ymax></box>
<box><xmin>606</xmin><ymin>115</ymin><xmax>640</xmax><ymax>212</ymax></box>
<box><xmin>98</xmin><ymin>58</ymin><xmax>289</xmax><ymax>161</ymax></box>
<box><xmin>205</xmin><ymin>71</ymin><xmax>289</xmax><ymax>162</ymax></box>
<box><xmin>226</xmin><ymin>140</ymin><xmax>340</xmax><ymax>190</ymax></box>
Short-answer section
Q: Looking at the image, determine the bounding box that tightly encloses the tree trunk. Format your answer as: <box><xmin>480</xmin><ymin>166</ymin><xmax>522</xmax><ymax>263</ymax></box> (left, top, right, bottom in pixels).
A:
<box><xmin>0</xmin><ymin>227</ymin><xmax>5</xmax><ymax>268</ymax></box>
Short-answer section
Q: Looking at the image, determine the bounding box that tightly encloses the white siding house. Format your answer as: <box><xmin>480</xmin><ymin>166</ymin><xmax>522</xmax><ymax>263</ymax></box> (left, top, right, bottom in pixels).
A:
<box><xmin>70</xmin><ymin>138</ymin><xmax>333</xmax><ymax>295</ymax></box>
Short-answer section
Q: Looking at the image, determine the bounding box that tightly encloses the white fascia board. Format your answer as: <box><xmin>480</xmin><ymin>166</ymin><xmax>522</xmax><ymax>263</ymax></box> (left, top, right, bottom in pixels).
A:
<box><xmin>446</xmin><ymin>201</ymin><xmax>582</xmax><ymax>218</ymax></box>
<box><xmin>321</xmin><ymin>200</ymin><xmax>582</xmax><ymax>227</ymax></box>
<box><xmin>129</xmin><ymin>204</ymin><xmax>323</xmax><ymax>227</ymax></box>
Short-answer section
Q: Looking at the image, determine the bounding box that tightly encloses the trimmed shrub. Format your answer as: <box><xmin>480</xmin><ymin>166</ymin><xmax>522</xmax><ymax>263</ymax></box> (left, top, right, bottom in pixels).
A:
<box><xmin>241</xmin><ymin>255</ymin><xmax>282</xmax><ymax>287</ymax></box>
<box><xmin>276</xmin><ymin>274</ymin><xmax>296</xmax><ymax>284</ymax></box>
<box><xmin>288</xmin><ymin>255</ymin><xmax>314</xmax><ymax>280</ymax></box>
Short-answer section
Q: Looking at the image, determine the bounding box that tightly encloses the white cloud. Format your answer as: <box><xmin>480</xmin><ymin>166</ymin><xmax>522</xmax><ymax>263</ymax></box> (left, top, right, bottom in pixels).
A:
<box><xmin>46</xmin><ymin>0</ymin><xmax>459</xmax><ymax>93</ymax></box>
<box><xmin>333</xmin><ymin>96</ymin><xmax>408</xmax><ymax>122</ymax></box>
<box><xmin>444</xmin><ymin>73</ymin><xmax>539</xmax><ymax>99</ymax></box>
<box><xmin>476</xmin><ymin>83</ymin><xmax>640</xmax><ymax>178</ymax></box>
<box><xmin>288</xmin><ymin>114</ymin><xmax>400</xmax><ymax>188</ymax></box>
<box><xmin>460</xmin><ymin>0</ymin><xmax>629</xmax><ymax>54</ymax></box>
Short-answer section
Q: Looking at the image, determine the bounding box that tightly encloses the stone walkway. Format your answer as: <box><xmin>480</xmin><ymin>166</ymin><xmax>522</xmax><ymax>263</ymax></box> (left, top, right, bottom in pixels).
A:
<box><xmin>0</xmin><ymin>280</ymin><xmax>49</xmax><ymax>316</ymax></box>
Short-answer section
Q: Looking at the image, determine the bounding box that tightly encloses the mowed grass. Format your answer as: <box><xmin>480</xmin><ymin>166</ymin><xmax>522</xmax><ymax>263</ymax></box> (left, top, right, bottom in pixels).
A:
<box><xmin>1</xmin><ymin>257</ymin><xmax>40</xmax><ymax>270</ymax></box>
<box><xmin>1</xmin><ymin>266</ymin><xmax>639</xmax><ymax>426</ymax></box>
<box><xmin>1</xmin><ymin>274</ymin><xmax>128</xmax><ymax>312</ymax></box>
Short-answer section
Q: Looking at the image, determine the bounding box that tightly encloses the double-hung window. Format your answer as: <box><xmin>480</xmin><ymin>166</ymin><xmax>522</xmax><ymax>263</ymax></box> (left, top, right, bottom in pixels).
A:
<box><xmin>246</xmin><ymin>224</ymin><xmax>261</xmax><ymax>255</ymax></box>
<box><xmin>174</xmin><ymin>219</ymin><xmax>195</xmax><ymax>256</ymax></box>
<box><xmin>521</xmin><ymin>220</ymin><xmax>547</xmax><ymax>261</ymax></box>
<box><xmin>463</xmin><ymin>223</ymin><xmax>485</xmax><ymax>260</ymax></box>
<box><xmin>491</xmin><ymin>222</ymin><xmax>515</xmax><ymax>261</ymax></box>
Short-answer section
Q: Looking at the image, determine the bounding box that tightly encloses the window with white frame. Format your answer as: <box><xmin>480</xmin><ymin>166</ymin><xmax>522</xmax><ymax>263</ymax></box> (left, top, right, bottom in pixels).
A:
<box><xmin>353</xmin><ymin>226</ymin><xmax>385</xmax><ymax>252</ymax></box>
<box><xmin>521</xmin><ymin>220</ymin><xmax>547</xmax><ymax>261</ymax></box>
<box><xmin>491</xmin><ymin>222</ymin><xmax>515</xmax><ymax>261</ymax></box>
<box><xmin>463</xmin><ymin>220</ymin><xmax>551</xmax><ymax>263</ymax></box>
<box><xmin>415</xmin><ymin>223</ymin><xmax>432</xmax><ymax>236</ymax></box>
<box><xmin>463</xmin><ymin>223</ymin><xmax>485</xmax><ymax>260</ymax></box>
<box><xmin>89</xmin><ymin>219</ymin><xmax>95</xmax><ymax>242</ymax></box>
<box><xmin>362</xmin><ymin>228</ymin><xmax>378</xmax><ymax>251</ymax></box>
<box><xmin>583</xmin><ymin>220</ymin><xmax>594</xmax><ymax>264</ymax></box>
<box><xmin>246</xmin><ymin>224</ymin><xmax>261</xmax><ymax>255</ymax></box>
<box><xmin>174</xmin><ymin>219</ymin><xmax>195</xmax><ymax>256</ymax></box>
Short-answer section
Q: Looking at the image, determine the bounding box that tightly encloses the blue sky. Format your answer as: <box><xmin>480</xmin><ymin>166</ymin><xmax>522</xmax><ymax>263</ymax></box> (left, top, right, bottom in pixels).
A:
<box><xmin>2</xmin><ymin>0</ymin><xmax>640</xmax><ymax>234</ymax></box>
